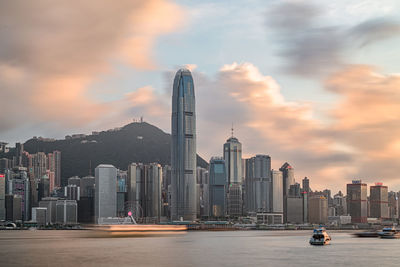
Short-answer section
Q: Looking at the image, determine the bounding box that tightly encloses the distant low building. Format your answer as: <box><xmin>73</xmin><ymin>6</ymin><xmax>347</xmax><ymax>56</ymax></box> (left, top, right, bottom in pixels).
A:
<box><xmin>56</xmin><ymin>200</ymin><xmax>77</xmax><ymax>224</ymax></box>
<box><xmin>32</xmin><ymin>207</ymin><xmax>47</xmax><ymax>226</ymax></box>
<box><xmin>256</xmin><ymin>213</ymin><xmax>283</xmax><ymax>225</ymax></box>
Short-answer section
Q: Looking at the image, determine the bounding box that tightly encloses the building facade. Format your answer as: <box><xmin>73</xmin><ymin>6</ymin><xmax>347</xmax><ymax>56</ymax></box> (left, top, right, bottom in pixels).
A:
<box><xmin>171</xmin><ymin>68</ymin><xmax>197</xmax><ymax>221</ymax></box>
<box><xmin>224</xmin><ymin>136</ymin><xmax>243</xmax><ymax>217</ymax></box>
<box><xmin>209</xmin><ymin>157</ymin><xmax>227</xmax><ymax>219</ymax></box>
<box><xmin>271</xmin><ymin>170</ymin><xmax>283</xmax><ymax>213</ymax></box>
<box><xmin>370</xmin><ymin>183</ymin><xmax>389</xmax><ymax>219</ymax></box>
<box><xmin>95</xmin><ymin>164</ymin><xmax>117</xmax><ymax>223</ymax></box>
<box><xmin>245</xmin><ymin>155</ymin><xmax>272</xmax><ymax>214</ymax></box>
<box><xmin>347</xmin><ymin>180</ymin><xmax>368</xmax><ymax>223</ymax></box>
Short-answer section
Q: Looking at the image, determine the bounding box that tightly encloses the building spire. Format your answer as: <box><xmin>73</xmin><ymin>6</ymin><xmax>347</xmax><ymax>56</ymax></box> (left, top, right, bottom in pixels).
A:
<box><xmin>231</xmin><ymin>122</ymin><xmax>234</xmax><ymax>138</ymax></box>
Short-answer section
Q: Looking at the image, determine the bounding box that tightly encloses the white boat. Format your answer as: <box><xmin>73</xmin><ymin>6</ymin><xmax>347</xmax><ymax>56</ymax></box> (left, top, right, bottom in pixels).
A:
<box><xmin>378</xmin><ymin>227</ymin><xmax>400</xmax><ymax>239</ymax></box>
<box><xmin>309</xmin><ymin>227</ymin><xmax>331</xmax><ymax>245</ymax></box>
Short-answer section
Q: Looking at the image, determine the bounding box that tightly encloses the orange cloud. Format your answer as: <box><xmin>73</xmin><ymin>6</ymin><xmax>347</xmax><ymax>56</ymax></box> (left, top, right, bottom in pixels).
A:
<box><xmin>0</xmin><ymin>0</ymin><xmax>184</xmax><ymax>133</ymax></box>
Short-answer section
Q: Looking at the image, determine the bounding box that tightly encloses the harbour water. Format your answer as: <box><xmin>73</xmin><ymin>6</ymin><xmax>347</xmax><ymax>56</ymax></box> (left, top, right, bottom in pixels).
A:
<box><xmin>1</xmin><ymin>230</ymin><xmax>400</xmax><ymax>266</ymax></box>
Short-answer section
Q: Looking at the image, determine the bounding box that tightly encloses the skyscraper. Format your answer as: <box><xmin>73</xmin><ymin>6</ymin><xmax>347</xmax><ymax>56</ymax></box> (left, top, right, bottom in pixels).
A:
<box><xmin>308</xmin><ymin>196</ymin><xmax>328</xmax><ymax>224</ymax></box>
<box><xmin>302</xmin><ymin>177</ymin><xmax>310</xmax><ymax>193</ymax></box>
<box><xmin>370</xmin><ymin>183</ymin><xmax>388</xmax><ymax>219</ymax></box>
<box><xmin>245</xmin><ymin>155</ymin><xmax>271</xmax><ymax>213</ymax></box>
<box><xmin>347</xmin><ymin>180</ymin><xmax>367</xmax><ymax>223</ymax></box>
<box><xmin>0</xmin><ymin>173</ymin><xmax>5</xmax><ymax>220</ymax></box>
<box><xmin>209</xmin><ymin>157</ymin><xmax>227</xmax><ymax>219</ymax></box>
<box><xmin>224</xmin><ymin>134</ymin><xmax>243</xmax><ymax>217</ymax></box>
<box><xmin>224</xmin><ymin>135</ymin><xmax>242</xmax><ymax>185</ymax></box>
<box><xmin>280</xmin><ymin>162</ymin><xmax>295</xmax><ymax>222</ymax></box>
<box><xmin>53</xmin><ymin>151</ymin><xmax>61</xmax><ymax>187</ymax></box>
<box><xmin>171</xmin><ymin>68</ymin><xmax>197</xmax><ymax>221</ymax></box>
<box><xmin>95</xmin><ymin>164</ymin><xmax>117</xmax><ymax>223</ymax></box>
<box><xmin>271</xmin><ymin>170</ymin><xmax>283</xmax><ymax>213</ymax></box>
<box><xmin>280</xmin><ymin>162</ymin><xmax>295</xmax><ymax>196</ymax></box>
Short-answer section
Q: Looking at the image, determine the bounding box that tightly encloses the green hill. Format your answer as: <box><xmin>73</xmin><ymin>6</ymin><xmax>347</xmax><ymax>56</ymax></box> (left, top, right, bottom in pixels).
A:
<box><xmin>22</xmin><ymin>122</ymin><xmax>208</xmax><ymax>185</ymax></box>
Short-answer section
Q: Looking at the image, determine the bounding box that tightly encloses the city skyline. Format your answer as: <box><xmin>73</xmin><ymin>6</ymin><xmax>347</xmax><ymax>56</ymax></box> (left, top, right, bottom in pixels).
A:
<box><xmin>1</xmin><ymin>1</ymin><xmax>400</xmax><ymax>193</ymax></box>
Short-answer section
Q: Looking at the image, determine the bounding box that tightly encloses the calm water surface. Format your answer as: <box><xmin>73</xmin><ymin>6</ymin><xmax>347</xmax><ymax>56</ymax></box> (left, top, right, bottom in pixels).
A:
<box><xmin>1</xmin><ymin>230</ymin><xmax>399</xmax><ymax>266</ymax></box>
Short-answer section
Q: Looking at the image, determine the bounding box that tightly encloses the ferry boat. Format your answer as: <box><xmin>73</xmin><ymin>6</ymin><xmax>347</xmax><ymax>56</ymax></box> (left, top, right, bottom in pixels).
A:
<box><xmin>88</xmin><ymin>214</ymin><xmax>187</xmax><ymax>237</ymax></box>
<box><xmin>353</xmin><ymin>230</ymin><xmax>379</xmax><ymax>238</ymax></box>
<box><xmin>378</xmin><ymin>227</ymin><xmax>400</xmax><ymax>239</ymax></box>
<box><xmin>309</xmin><ymin>227</ymin><xmax>331</xmax><ymax>245</ymax></box>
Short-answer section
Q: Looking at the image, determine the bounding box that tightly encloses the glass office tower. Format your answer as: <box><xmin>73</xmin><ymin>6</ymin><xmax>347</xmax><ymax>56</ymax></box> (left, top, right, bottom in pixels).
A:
<box><xmin>171</xmin><ymin>69</ymin><xmax>197</xmax><ymax>221</ymax></box>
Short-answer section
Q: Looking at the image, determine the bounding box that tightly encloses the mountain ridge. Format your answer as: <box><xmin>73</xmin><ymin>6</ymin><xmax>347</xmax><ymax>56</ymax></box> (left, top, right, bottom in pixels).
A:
<box><xmin>21</xmin><ymin>122</ymin><xmax>208</xmax><ymax>185</ymax></box>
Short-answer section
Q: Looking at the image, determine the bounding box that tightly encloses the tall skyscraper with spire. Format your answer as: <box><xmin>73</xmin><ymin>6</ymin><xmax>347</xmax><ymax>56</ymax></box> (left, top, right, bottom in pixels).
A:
<box><xmin>224</xmin><ymin>126</ymin><xmax>243</xmax><ymax>216</ymax></box>
<box><xmin>171</xmin><ymin>68</ymin><xmax>197</xmax><ymax>221</ymax></box>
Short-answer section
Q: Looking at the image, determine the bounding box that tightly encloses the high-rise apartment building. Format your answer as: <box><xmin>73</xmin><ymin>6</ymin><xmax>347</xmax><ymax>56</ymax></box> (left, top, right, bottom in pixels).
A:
<box><xmin>370</xmin><ymin>183</ymin><xmax>388</xmax><ymax>219</ymax></box>
<box><xmin>171</xmin><ymin>68</ymin><xmax>197</xmax><ymax>221</ymax></box>
<box><xmin>347</xmin><ymin>180</ymin><xmax>367</xmax><ymax>223</ymax></box>
<box><xmin>95</xmin><ymin>164</ymin><xmax>117</xmax><ymax>223</ymax></box>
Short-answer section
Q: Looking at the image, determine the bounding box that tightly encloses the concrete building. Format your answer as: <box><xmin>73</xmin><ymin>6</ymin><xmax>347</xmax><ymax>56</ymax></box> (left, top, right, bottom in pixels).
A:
<box><xmin>38</xmin><ymin>175</ymin><xmax>50</xmax><ymax>201</ymax></box>
<box><xmin>39</xmin><ymin>197</ymin><xmax>58</xmax><ymax>224</ymax></box>
<box><xmin>333</xmin><ymin>191</ymin><xmax>347</xmax><ymax>216</ymax></box>
<box><xmin>245</xmin><ymin>155</ymin><xmax>271</xmax><ymax>214</ymax></box>
<box><xmin>127</xmin><ymin>163</ymin><xmax>143</xmax><ymax>218</ymax></box>
<box><xmin>388</xmin><ymin>191</ymin><xmax>399</xmax><ymax>219</ymax></box>
<box><xmin>309</xmin><ymin>196</ymin><xmax>328</xmax><ymax>224</ymax></box>
<box><xmin>95</xmin><ymin>164</ymin><xmax>117</xmax><ymax>223</ymax></box>
<box><xmin>209</xmin><ymin>157</ymin><xmax>227</xmax><ymax>219</ymax></box>
<box><xmin>286</xmin><ymin>191</ymin><xmax>308</xmax><ymax>224</ymax></box>
<box><xmin>10</xmin><ymin>167</ymin><xmax>30</xmax><ymax>221</ymax></box>
<box><xmin>347</xmin><ymin>180</ymin><xmax>368</xmax><ymax>223</ymax></box>
<box><xmin>370</xmin><ymin>183</ymin><xmax>389</xmax><ymax>219</ymax></box>
<box><xmin>5</xmin><ymin>195</ymin><xmax>22</xmax><ymax>221</ymax></box>
<box><xmin>56</xmin><ymin>200</ymin><xmax>77</xmax><ymax>224</ymax></box>
<box><xmin>32</xmin><ymin>207</ymin><xmax>47</xmax><ymax>226</ymax></box>
<box><xmin>143</xmin><ymin>163</ymin><xmax>162</xmax><ymax>221</ymax></box>
<box><xmin>80</xmin><ymin>176</ymin><xmax>95</xmax><ymax>198</ymax></box>
<box><xmin>280</xmin><ymin>162</ymin><xmax>295</xmax><ymax>222</ymax></box>
<box><xmin>171</xmin><ymin>68</ymin><xmax>197</xmax><ymax>221</ymax></box>
<box><xmin>65</xmin><ymin>184</ymin><xmax>80</xmax><ymax>200</ymax></box>
<box><xmin>53</xmin><ymin>151</ymin><xmax>61</xmax><ymax>187</ymax></box>
<box><xmin>196</xmin><ymin>167</ymin><xmax>209</xmax><ymax>219</ymax></box>
<box><xmin>68</xmin><ymin>176</ymin><xmax>81</xmax><ymax>187</ymax></box>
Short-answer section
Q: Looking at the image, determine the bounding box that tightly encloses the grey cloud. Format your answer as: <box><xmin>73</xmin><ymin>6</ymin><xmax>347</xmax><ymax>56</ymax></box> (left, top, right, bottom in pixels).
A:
<box><xmin>265</xmin><ymin>2</ymin><xmax>400</xmax><ymax>77</ymax></box>
<box><xmin>350</xmin><ymin>18</ymin><xmax>400</xmax><ymax>47</ymax></box>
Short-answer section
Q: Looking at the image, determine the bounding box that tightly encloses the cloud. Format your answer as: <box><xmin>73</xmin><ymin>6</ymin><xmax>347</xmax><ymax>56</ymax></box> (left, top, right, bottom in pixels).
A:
<box><xmin>95</xmin><ymin>62</ymin><xmax>400</xmax><ymax>192</ymax></box>
<box><xmin>192</xmin><ymin>63</ymin><xmax>400</xmax><ymax>191</ymax></box>
<box><xmin>0</xmin><ymin>0</ymin><xmax>183</xmax><ymax>134</ymax></box>
<box><xmin>265</xmin><ymin>1</ymin><xmax>400</xmax><ymax>77</ymax></box>
<box><xmin>317</xmin><ymin>65</ymin><xmax>400</xmax><ymax>190</ymax></box>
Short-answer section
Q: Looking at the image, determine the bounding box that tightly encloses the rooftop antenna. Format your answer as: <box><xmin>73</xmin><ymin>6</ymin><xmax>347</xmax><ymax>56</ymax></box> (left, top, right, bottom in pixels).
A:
<box><xmin>231</xmin><ymin>122</ymin><xmax>234</xmax><ymax>138</ymax></box>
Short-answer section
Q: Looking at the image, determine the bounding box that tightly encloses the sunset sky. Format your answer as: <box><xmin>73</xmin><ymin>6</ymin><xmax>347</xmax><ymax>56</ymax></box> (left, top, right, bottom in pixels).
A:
<box><xmin>1</xmin><ymin>0</ymin><xmax>400</xmax><ymax>192</ymax></box>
